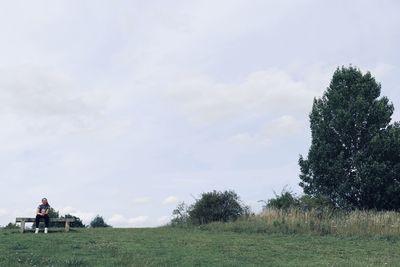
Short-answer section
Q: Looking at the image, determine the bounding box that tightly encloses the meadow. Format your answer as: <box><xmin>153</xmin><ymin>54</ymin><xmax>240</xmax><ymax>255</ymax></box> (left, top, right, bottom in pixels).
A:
<box><xmin>199</xmin><ymin>208</ymin><xmax>400</xmax><ymax>237</ymax></box>
<box><xmin>1</xmin><ymin>224</ymin><xmax>400</xmax><ymax>266</ymax></box>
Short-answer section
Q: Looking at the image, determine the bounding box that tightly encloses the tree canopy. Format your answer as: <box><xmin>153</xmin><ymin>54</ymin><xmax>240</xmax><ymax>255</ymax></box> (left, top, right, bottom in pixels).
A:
<box><xmin>188</xmin><ymin>190</ymin><xmax>249</xmax><ymax>224</ymax></box>
<box><xmin>171</xmin><ymin>190</ymin><xmax>250</xmax><ymax>226</ymax></box>
<box><xmin>90</xmin><ymin>215</ymin><xmax>111</xmax><ymax>228</ymax></box>
<box><xmin>299</xmin><ymin>66</ymin><xmax>400</xmax><ymax>210</ymax></box>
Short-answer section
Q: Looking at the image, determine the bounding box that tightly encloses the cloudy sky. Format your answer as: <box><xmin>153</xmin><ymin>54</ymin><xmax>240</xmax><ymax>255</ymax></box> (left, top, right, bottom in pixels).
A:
<box><xmin>0</xmin><ymin>0</ymin><xmax>399</xmax><ymax>227</ymax></box>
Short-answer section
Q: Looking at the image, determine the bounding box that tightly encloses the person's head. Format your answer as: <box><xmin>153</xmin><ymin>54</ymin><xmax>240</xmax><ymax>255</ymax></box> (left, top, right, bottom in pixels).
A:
<box><xmin>42</xmin><ymin>198</ymin><xmax>48</xmax><ymax>205</ymax></box>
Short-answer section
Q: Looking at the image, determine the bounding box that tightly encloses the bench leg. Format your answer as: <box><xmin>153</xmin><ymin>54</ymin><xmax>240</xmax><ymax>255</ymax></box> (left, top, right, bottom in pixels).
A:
<box><xmin>65</xmin><ymin>221</ymin><xmax>70</xmax><ymax>232</ymax></box>
<box><xmin>20</xmin><ymin>221</ymin><xmax>25</xmax><ymax>233</ymax></box>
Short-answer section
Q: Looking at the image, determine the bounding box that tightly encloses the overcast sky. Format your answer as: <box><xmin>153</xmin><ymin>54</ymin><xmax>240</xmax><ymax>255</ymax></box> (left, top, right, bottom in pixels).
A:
<box><xmin>0</xmin><ymin>0</ymin><xmax>399</xmax><ymax>227</ymax></box>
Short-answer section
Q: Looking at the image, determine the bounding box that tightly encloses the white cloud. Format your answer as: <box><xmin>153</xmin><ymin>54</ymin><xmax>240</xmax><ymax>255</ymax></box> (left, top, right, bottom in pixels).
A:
<box><xmin>0</xmin><ymin>65</ymin><xmax>111</xmax><ymax>157</ymax></box>
<box><xmin>228</xmin><ymin>115</ymin><xmax>304</xmax><ymax>146</ymax></box>
<box><xmin>132</xmin><ymin>197</ymin><xmax>151</xmax><ymax>205</ymax></box>
<box><xmin>263</xmin><ymin>115</ymin><xmax>303</xmax><ymax>139</ymax></box>
<box><xmin>128</xmin><ymin>216</ymin><xmax>149</xmax><ymax>225</ymax></box>
<box><xmin>93</xmin><ymin>120</ymin><xmax>133</xmax><ymax>143</ymax></box>
<box><xmin>227</xmin><ymin>133</ymin><xmax>255</xmax><ymax>145</ymax></box>
<box><xmin>162</xmin><ymin>196</ymin><xmax>178</xmax><ymax>205</ymax></box>
<box><xmin>167</xmin><ymin>69</ymin><xmax>323</xmax><ymax>126</ymax></box>
<box><xmin>0</xmin><ymin>66</ymin><xmax>103</xmax><ymax>135</ymax></box>
<box><xmin>109</xmin><ymin>214</ymin><xmax>149</xmax><ymax>227</ymax></box>
<box><xmin>370</xmin><ymin>63</ymin><xmax>397</xmax><ymax>80</ymax></box>
<box><xmin>108</xmin><ymin>214</ymin><xmax>125</xmax><ymax>225</ymax></box>
<box><xmin>0</xmin><ymin>208</ymin><xmax>7</xmax><ymax>216</ymax></box>
<box><xmin>58</xmin><ymin>206</ymin><xmax>95</xmax><ymax>224</ymax></box>
<box><xmin>157</xmin><ymin>216</ymin><xmax>170</xmax><ymax>225</ymax></box>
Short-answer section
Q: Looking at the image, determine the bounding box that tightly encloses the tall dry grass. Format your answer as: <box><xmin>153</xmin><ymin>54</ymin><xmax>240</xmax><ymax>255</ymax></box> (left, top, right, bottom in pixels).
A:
<box><xmin>199</xmin><ymin>208</ymin><xmax>400</xmax><ymax>237</ymax></box>
<box><xmin>261</xmin><ymin>208</ymin><xmax>400</xmax><ymax>236</ymax></box>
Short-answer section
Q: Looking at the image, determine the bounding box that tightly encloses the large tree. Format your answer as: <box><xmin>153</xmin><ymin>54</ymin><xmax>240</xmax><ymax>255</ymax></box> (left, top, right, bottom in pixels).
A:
<box><xmin>299</xmin><ymin>66</ymin><xmax>400</xmax><ymax>210</ymax></box>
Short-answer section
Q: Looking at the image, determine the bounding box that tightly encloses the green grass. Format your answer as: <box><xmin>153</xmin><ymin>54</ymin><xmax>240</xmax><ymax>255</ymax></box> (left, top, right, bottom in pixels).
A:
<box><xmin>173</xmin><ymin>208</ymin><xmax>400</xmax><ymax>237</ymax></box>
<box><xmin>1</xmin><ymin>227</ymin><xmax>399</xmax><ymax>266</ymax></box>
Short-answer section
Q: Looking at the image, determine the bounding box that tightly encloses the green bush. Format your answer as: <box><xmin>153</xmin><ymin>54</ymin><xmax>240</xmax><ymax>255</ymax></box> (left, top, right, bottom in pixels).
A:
<box><xmin>266</xmin><ymin>188</ymin><xmax>300</xmax><ymax>210</ymax></box>
<box><xmin>171</xmin><ymin>190</ymin><xmax>250</xmax><ymax>226</ymax></box>
<box><xmin>3</xmin><ymin>222</ymin><xmax>19</xmax><ymax>230</ymax></box>
<box><xmin>62</xmin><ymin>214</ymin><xmax>86</xmax><ymax>228</ymax></box>
<box><xmin>90</xmin><ymin>215</ymin><xmax>111</xmax><ymax>228</ymax></box>
<box><xmin>189</xmin><ymin>190</ymin><xmax>250</xmax><ymax>225</ymax></box>
<box><xmin>170</xmin><ymin>202</ymin><xmax>191</xmax><ymax>227</ymax></box>
<box><xmin>265</xmin><ymin>188</ymin><xmax>333</xmax><ymax>211</ymax></box>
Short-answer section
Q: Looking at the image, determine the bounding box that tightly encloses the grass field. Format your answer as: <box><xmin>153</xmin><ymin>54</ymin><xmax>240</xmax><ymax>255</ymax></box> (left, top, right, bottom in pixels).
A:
<box><xmin>0</xmin><ymin>227</ymin><xmax>399</xmax><ymax>266</ymax></box>
<box><xmin>197</xmin><ymin>209</ymin><xmax>400</xmax><ymax>237</ymax></box>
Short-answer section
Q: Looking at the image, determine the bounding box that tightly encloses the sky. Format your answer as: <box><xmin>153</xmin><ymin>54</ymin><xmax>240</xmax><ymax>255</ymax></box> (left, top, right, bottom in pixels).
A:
<box><xmin>0</xmin><ymin>0</ymin><xmax>399</xmax><ymax>227</ymax></box>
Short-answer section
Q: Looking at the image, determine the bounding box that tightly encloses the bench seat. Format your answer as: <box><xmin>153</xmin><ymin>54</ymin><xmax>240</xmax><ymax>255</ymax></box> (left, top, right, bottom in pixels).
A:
<box><xmin>16</xmin><ymin>217</ymin><xmax>76</xmax><ymax>233</ymax></box>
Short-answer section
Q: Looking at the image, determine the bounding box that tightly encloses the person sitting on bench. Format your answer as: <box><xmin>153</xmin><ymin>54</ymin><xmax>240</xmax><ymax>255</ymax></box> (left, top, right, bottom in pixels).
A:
<box><xmin>35</xmin><ymin>198</ymin><xmax>50</xmax><ymax>234</ymax></box>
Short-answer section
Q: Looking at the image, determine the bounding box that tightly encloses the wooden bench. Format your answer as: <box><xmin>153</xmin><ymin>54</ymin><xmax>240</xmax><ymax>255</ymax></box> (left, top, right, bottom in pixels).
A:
<box><xmin>16</xmin><ymin>217</ymin><xmax>76</xmax><ymax>233</ymax></box>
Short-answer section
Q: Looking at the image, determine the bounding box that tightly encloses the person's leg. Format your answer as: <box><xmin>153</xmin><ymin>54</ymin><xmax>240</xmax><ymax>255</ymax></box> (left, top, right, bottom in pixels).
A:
<box><xmin>44</xmin><ymin>215</ymin><xmax>49</xmax><ymax>228</ymax></box>
<box><xmin>35</xmin><ymin>215</ymin><xmax>41</xmax><ymax>233</ymax></box>
<box><xmin>35</xmin><ymin>215</ymin><xmax>41</xmax><ymax>228</ymax></box>
<box><xmin>44</xmin><ymin>215</ymin><xmax>49</xmax><ymax>233</ymax></box>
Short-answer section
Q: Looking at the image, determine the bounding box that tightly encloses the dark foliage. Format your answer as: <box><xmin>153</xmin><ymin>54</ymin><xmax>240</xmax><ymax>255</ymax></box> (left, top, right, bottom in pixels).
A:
<box><xmin>171</xmin><ymin>190</ymin><xmax>250</xmax><ymax>226</ymax></box>
<box><xmin>62</xmin><ymin>214</ymin><xmax>86</xmax><ymax>228</ymax></box>
<box><xmin>47</xmin><ymin>208</ymin><xmax>62</xmax><ymax>228</ymax></box>
<box><xmin>90</xmin><ymin>215</ymin><xmax>111</xmax><ymax>228</ymax></box>
<box><xmin>171</xmin><ymin>202</ymin><xmax>191</xmax><ymax>226</ymax></box>
<box><xmin>3</xmin><ymin>222</ymin><xmax>19</xmax><ymax>229</ymax></box>
<box><xmin>264</xmin><ymin>188</ymin><xmax>333</xmax><ymax>211</ymax></box>
<box><xmin>266</xmin><ymin>188</ymin><xmax>300</xmax><ymax>210</ymax></box>
<box><xmin>299</xmin><ymin>66</ymin><xmax>400</xmax><ymax>210</ymax></box>
<box><xmin>188</xmin><ymin>190</ymin><xmax>250</xmax><ymax>225</ymax></box>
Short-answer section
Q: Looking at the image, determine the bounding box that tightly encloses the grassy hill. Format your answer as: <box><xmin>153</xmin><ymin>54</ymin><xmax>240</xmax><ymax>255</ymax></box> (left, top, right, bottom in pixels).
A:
<box><xmin>1</xmin><ymin>227</ymin><xmax>399</xmax><ymax>266</ymax></box>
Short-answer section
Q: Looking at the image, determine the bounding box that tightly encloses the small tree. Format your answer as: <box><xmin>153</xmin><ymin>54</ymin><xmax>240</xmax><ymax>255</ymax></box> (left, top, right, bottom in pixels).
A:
<box><xmin>90</xmin><ymin>215</ymin><xmax>110</xmax><ymax>228</ymax></box>
<box><xmin>48</xmin><ymin>207</ymin><xmax>59</xmax><ymax>219</ymax></box>
<box><xmin>188</xmin><ymin>190</ymin><xmax>249</xmax><ymax>225</ymax></box>
<box><xmin>170</xmin><ymin>202</ymin><xmax>190</xmax><ymax>226</ymax></box>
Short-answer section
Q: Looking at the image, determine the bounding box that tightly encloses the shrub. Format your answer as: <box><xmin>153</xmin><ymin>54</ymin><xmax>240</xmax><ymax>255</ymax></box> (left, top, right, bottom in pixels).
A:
<box><xmin>264</xmin><ymin>187</ymin><xmax>334</xmax><ymax>211</ymax></box>
<box><xmin>170</xmin><ymin>190</ymin><xmax>250</xmax><ymax>226</ymax></box>
<box><xmin>90</xmin><ymin>215</ymin><xmax>111</xmax><ymax>228</ymax></box>
<box><xmin>298</xmin><ymin>194</ymin><xmax>334</xmax><ymax>211</ymax></box>
<box><xmin>189</xmin><ymin>190</ymin><xmax>249</xmax><ymax>225</ymax></box>
<box><xmin>4</xmin><ymin>222</ymin><xmax>19</xmax><ymax>229</ymax></box>
<box><xmin>170</xmin><ymin>202</ymin><xmax>191</xmax><ymax>227</ymax></box>
<box><xmin>48</xmin><ymin>208</ymin><xmax>63</xmax><ymax>228</ymax></box>
<box><xmin>62</xmin><ymin>214</ymin><xmax>86</xmax><ymax>228</ymax></box>
<box><xmin>266</xmin><ymin>188</ymin><xmax>300</xmax><ymax>210</ymax></box>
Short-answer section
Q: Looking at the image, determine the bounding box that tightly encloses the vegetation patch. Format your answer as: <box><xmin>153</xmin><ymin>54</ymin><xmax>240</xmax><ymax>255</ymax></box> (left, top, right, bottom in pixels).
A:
<box><xmin>1</xmin><ymin>228</ymin><xmax>399</xmax><ymax>266</ymax></box>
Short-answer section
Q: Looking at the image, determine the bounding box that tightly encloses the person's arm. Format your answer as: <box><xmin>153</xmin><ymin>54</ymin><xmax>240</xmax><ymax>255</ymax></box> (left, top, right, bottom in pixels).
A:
<box><xmin>44</xmin><ymin>207</ymin><xmax>50</xmax><ymax>215</ymax></box>
<box><xmin>36</xmin><ymin>207</ymin><xmax>41</xmax><ymax>215</ymax></box>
